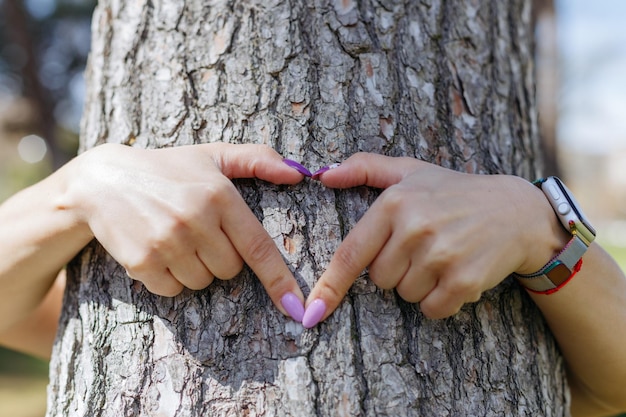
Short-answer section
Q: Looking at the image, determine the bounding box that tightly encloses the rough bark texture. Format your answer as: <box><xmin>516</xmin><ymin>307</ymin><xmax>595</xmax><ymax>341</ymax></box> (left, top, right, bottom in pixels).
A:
<box><xmin>47</xmin><ymin>1</ymin><xmax>570</xmax><ymax>416</ymax></box>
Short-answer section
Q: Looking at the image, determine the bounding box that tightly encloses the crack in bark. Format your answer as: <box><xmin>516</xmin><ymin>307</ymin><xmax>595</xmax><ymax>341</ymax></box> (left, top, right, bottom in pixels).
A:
<box><xmin>351</xmin><ymin>292</ymin><xmax>370</xmax><ymax>416</ymax></box>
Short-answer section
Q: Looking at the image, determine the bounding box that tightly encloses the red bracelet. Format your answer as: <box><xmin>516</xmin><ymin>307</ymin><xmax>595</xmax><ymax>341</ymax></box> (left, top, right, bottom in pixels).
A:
<box><xmin>513</xmin><ymin>235</ymin><xmax>587</xmax><ymax>294</ymax></box>
<box><xmin>522</xmin><ymin>258</ymin><xmax>583</xmax><ymax>295</ymax></box>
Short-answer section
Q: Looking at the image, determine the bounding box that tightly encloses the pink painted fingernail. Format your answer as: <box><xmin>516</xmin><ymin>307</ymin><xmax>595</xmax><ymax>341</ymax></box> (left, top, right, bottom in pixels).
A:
<box><xmin>311</xmin><ymin>163</ymin><xmax>341</xmax><ymax>179</ymax></box>
<box><xmin>283</xmin><ymin>159</ymin><xmax>312</xmax><ymax>177</ymax></box>
<box><xmin>281</xmin><ymin>292</ymin><xmax>305</xmax><ymax>322</ymax></box>
<box><xmin>302</xmin><ymin>298</ymin><xmax>327</xmax><ymax>328</ymax></box>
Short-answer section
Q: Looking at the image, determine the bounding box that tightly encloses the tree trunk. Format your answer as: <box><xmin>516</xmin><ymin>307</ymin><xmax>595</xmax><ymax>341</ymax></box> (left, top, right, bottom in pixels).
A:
<box><xmin>47</xmin><ymin>1</ymin><xmax>570</xmax><ymax>416</ymax></box>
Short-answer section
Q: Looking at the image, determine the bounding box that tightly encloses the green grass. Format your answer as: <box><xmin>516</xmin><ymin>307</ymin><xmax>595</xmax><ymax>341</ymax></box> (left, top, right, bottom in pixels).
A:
<box><xmin>0</xmin><ymin>348</ymin><xmax>48</xmax><ymax>417</ymax></box>
<box><xmin>0</xmin><ymin>374</ymin><xmax>48</xmax><ymax>417</ymax></box>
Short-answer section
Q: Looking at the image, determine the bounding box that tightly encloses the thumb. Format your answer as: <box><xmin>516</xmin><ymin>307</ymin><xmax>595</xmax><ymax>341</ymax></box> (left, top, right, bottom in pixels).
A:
<box><xmin>210</xmin><ymin>143</ymin><xmax>305</xmax><ymax>184</ymax></box>
<box><xmin>318</xmin><ymin>152</ymin><xmax>421</xmax><ymax>189</ymax></box>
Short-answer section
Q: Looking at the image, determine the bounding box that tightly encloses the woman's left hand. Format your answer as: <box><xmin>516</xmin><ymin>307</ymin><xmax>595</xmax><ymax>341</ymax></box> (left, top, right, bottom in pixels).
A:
<box><xmin>302</xmin><ymin>153</ymin><xmax>568</xmax><ymax>327</ymax></box>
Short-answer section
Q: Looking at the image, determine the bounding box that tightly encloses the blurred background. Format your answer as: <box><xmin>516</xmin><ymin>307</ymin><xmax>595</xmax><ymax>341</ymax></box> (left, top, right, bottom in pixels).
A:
<box><xmin>0</xmin><ymin>0</ymin><xmax>625</xmax><ymax>415</ymax></box>
<box><xmin>0</xmin><ymin>0</ymin><xmax>95</xmax><ymax>415</ymax></box>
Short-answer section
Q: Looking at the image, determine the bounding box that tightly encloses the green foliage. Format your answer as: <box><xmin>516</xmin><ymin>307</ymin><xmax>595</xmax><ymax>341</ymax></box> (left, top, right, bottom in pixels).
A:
<box><xmin>0</xmin><ymin>157</ymin><xmax>52</xmax><ymax>202</ymax></box>
<box><xmin>0</xmin><ymin>347</ymin><xmax>47</xmax><ymax>376</ymax></box>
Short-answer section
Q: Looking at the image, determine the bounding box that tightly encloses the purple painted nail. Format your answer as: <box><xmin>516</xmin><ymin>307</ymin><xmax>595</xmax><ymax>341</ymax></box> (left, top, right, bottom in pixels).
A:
<box><xmin>311</xmin><ymin>163</ymin><xmax>341</xmax><ymax>179</ymax></box>
<box><xmin>302</xmin><ymin>299</ymin><xmax>327</xmax><ymax>328</ymax></box>
<box><xmin>283</xmin><ymin>159</ymin><xmax>312</xmax><ymax>177</ymax></box>
<box><xmin>281</xmin><ymin>292</ymin><xmax>305</xmax><ymax>322</ymax></box>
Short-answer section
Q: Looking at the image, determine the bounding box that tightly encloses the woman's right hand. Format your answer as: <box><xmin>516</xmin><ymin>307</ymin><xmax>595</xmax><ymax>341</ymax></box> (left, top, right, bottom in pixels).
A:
<box><xmin>64</xmin><ymin>143</ymin><xmax>306</xmax><ymax>319</ymax></box>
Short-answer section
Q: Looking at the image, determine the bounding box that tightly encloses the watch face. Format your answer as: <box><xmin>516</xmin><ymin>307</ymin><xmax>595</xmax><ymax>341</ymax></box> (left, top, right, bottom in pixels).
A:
<box><xmin>543</xmin><ymin>177</ymin><xmax>596</xmax><ymax>244</ymax></box>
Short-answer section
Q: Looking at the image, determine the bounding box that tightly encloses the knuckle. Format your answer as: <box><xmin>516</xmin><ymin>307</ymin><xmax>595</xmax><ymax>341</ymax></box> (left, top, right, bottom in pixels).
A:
<box><xmin>244</xmin><ymin>232</ymin><xmax>276</xmax><ymax>266</ymax></box>
<box><xmin>422</xmin><ymin>243</ymin><xmax>459</xmax><ymax>276</ymax></box>
<box><xmin>396</xmin><ymin>285</ymin><xmax>420</xmax><ymax>303</ymax></box>
<box><xmin>320</xmin><ymin>278</ymin><xmax>345</xmax><ymax>302</ymax></box>
<box><xmin>368</xmin><ymin>265</ymin><xmax>395</xmax><ymax>290</ymax></box>
<box><xmin>403</xmin><ymin>221</ymin><xmax>435</xmax><ymax>248</ymax></box>
<box><xmin>141</xmin><ymin>276</ymin><xmax>184</xmax><ymax>297</ymax></box>
<box><xmin>417</xmin><ymin>299</ymin><xmax>437</xmax><ymax>318</ymax></box>
<box><xmin>203</xmin><ymin>179</ymin><xmax>236</xmax><ymax>207</ymax></box>
<box><xmin>449</xmin><ymin>275</ymin><xmax>481</xmax><ymax>298</ymax></box>
<box><xmin>333</xmin><ymin>244</ymin><xmax>364</xmax><ymax>277</ymax></box>
<box><xmin>170</xmin><ymin>206</ymin><xmax>198</xmax><ymax>230</ymax></box>
<box><xmin>144</xmin><ymin>214</ymin><xmax>190</xmax><ymax>256</ymax></box>
<box><xmin>263</xmin><ymin>273</ymin><xmax>286</xmax><ymax>294</ymax></box>
<box><xmin>468</xmin><ymin>290</ymin><xmax>482</xmax><ymax>303</ymax></box>
<box><xmin>185</xmin><ymin>274</ymin><xmax>214</xmax><ymax>290</ymax></box>
<box><xmin>380</xmin><ymin>185</ymin><xmax>406</xmax><ymax>213</ymax></box>
<box><xmin>124</xmin><ymin>249</ymin><xmax>160</xmax><ymax>276</ymax></box>
<box><xmin>460</xmin><ymin>279</ymin><xmax>484</xmax><ymax>303</ymax></box>
<box><xmin>153</xmin><ymin>227</ymin><xmax>175</xmax><ymax>251</ymax></box>
<box><xmin>215</xmin><ymin>258</ymin><xmax>244</xmax><ymax>280</ymax></box>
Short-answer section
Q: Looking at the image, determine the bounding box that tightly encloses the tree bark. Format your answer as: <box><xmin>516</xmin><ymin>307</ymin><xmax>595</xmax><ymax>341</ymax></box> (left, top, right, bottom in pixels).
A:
<box><xmin>47</xmin><ymin>1</ymin><xmax>570</xmax><ymax>416</ymax></box>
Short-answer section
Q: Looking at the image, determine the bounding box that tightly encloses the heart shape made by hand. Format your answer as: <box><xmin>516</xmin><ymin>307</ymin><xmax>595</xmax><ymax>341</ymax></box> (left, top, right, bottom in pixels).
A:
<box><xmin>283</xmin><ymin>159</ymin><xmax>340</xmax><ymax>179</ymax></box>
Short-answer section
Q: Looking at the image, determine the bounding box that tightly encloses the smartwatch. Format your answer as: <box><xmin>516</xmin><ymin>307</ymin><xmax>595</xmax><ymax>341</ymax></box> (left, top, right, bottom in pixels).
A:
<box><xmin>514</xmin><ymin>177</ymin><xmax>596</xmax><ymax>294</ymax></box>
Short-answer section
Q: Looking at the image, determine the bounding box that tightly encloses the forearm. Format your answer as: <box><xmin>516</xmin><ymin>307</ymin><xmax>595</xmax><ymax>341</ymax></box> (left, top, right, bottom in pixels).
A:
<box><xmin>530</xmin><ymin>243</ymin><xmax>626</xmax><ymax>415</ymax></box>
<box><xmin>0</xmin><ymin>271</ymin><xmax>65</xmax><ymax>359</ymax></box>
<box><xmin>314</xmin><ymin>157</ymin><xmax>626</xmax><ymax>413</ymax></box>
<box><xmin>0</xmin><ymin>142</ymin><xmax>309</xmax><ymax>355</ymax></box>
<box><xmin>0</xmin><ymin>157</ymin><xmax>92</xmax><ymax>332</ymax></box>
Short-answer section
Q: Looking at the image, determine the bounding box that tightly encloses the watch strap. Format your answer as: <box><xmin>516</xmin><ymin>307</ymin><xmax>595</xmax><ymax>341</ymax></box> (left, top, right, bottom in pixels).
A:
<box><xmin>514</xmin><ymin>234</ymin><xmax>588</xmax><ymax>294</ymax></box>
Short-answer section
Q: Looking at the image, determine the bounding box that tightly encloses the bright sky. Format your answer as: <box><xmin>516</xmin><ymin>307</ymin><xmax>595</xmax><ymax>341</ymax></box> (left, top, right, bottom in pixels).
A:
<box><xmin>556</xmin><ymin>0</ymin><xmax>626</xmax><ymax>154</ymax></box>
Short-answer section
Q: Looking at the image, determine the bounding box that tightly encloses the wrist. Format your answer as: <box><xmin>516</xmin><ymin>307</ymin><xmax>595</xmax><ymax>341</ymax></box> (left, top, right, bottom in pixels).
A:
<box><xmin>54</xmin><ymin>151</ymin><xmax>96</xmax><ymax>242</ymax></box>
<box><xmin>508</xmin><ymin>176</ymin><xmax>571</xmax><ymax>275</ymax></box>
<box><xmin>512</xmin><ymin>176</ymin><xmax>595</xmax><ymax>294</ymax></box>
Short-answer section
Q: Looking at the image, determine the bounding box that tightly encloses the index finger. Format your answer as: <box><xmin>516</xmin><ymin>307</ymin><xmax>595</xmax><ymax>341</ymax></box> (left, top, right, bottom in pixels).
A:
<box><xmin>221</xmin><ymin>193</ymin><xmax>305</xmax><ymax>321</ymax></box>
<box><xmin>302</xmin><ymin>204</ymin><xmax>392</xmax><ymax>328</ymax></box>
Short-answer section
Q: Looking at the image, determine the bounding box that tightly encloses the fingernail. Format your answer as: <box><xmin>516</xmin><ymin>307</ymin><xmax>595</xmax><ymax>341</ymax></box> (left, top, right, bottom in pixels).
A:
<box><xmin>311</xmin><ymin>163</ymin><xmax>341</xmax><ymax>179</ymax></box>
<box><xmin>302</xmin><ymin>298</ymin><xmax>327</xmax><ymax>328</ymax></box>
<box><xmin>283</xmin><ymin>159</ymin><xmax>312</xmax><ymax>177</ymax></box>
<box><xmin>281</xmin><ymin>292</ymin><xmax>305</xmax><ymax>322</ymax></box>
